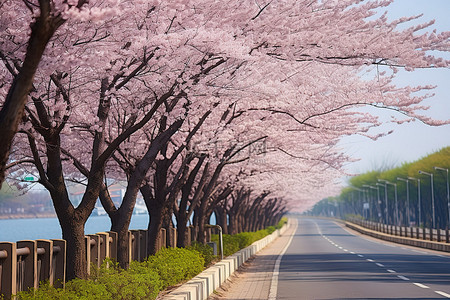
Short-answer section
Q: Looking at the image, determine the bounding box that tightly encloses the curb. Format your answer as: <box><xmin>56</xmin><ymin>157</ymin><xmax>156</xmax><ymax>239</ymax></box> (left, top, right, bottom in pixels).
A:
<box><xmin>346</xmin><ymin>221</ymin><xmax>450</xmax><ymax>252</ymax></box>
<box><xmin>163</xmin><ymin>221</ymin><xmax>290</xmax><ymax>300</ymax></box>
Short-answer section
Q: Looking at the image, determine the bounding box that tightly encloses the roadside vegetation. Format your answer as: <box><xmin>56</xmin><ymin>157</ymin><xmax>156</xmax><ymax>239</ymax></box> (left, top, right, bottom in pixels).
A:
<box><xmin>12</xmin><ymin>218</ymin><xmax>287</xmax><ymax>300</ymax></box>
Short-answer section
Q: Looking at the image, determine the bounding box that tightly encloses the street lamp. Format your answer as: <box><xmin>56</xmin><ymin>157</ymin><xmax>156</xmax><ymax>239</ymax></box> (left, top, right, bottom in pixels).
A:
<box><xmin>397</xmin><ymin>177</ymin><xmax>410</xmax><ymax>226</ymax></box>
<box><xmin>419</xmin><ymin>170</ymin><xmax>435</xmax><ymax>228</ymax></box>
<box><xmin>351</xmin><ymin>186</ymin><xmax>365</xmax><ymax>219</ymax></box>
<box><xmin>376</xmin><ymin>182</ymin><xmax>389</xmax><ymax>224</ymax></box>
<box><xmin>434</xmin><ymin>166</ymin><xmax>449</xmax><ymax>228</ymax></box>
<box><xmin>379</xmin><ymin>179</ymin><xmax>399</xmax><ymax>226</ymax></box>
<box><xmin>363</xmin><ymin>185</ymin><xmax>380</xmax><ymax>222</ymax></box>
<box><xmin>408</xmin><ymin>177</ymin><xmax>421</xmax><ymax>227</ymax></box>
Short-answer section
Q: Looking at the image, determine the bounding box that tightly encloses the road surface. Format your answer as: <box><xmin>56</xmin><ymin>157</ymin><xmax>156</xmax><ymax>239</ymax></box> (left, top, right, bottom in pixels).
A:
<box><xmin>276</xmin><ymin>217</ymin><xmax>450</xmax><ymax>299</ymax></box>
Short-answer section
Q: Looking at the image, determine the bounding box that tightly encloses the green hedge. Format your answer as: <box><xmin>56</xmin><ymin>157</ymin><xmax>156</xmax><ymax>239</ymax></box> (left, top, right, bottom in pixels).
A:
<box><xmin>211</xmin><ymin>218</ymin><xmax>287</xmax><ymax>257</ymax></box>
<box><xmin>15</xmin><ymin>248</ymin><xmax>203</xmax><ymax>300</ymax></box>
<box><xmin>12</xmin><ymin>219</ymin><xmax>287</xmax><ymax>299</ymax></box>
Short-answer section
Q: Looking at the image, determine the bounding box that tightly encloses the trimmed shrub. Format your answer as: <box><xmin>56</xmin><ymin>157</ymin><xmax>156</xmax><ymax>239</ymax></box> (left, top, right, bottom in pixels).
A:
<box><xmin>142</xmin><ymin>247</ymin><xmax>204</xmax><ymax>289</ymax></box>
<box><xmin>187</xmin><ymin>241</ymin><xmax>217</xmax><ymax>267</ymax></box>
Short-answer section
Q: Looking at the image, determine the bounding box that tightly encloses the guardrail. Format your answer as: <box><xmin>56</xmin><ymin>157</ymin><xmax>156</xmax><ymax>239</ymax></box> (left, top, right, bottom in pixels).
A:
<box><xmin>0</xmin><ymin>226</ymin><xmax>207</xmax><ymax>299</ymax></box>
<box><xmin>346</xmin><ymin>218</ymin><xmax>450</xmax><ymax>252</ymax></box>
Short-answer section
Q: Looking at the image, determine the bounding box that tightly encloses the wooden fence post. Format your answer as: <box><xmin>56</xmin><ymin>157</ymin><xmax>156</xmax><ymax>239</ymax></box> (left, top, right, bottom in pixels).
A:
<box><xmin>96</xmin><ymin>232</ymin><xmax>109</xmax><ymax>263</ymax></box>
<box><xmin>16</xmin><ymin>240</ymin><xmax>38</xmax><ymax>293</ymax></box>
<box><xmin>130</xmin><ymin>230</ymin><xmax>141</xmax><ymax>262</ymax></box>
<box><xmin>84</xmin><ymin>236</ymin><xmax>91</xmax><ymax>275</ymax></box>
<box><xmin>36</xmin><ymin>240</ymin><xmax>53</xmax><ymax>285</ymax></box>
<box><xmin>107</xmin><ymin>231</ymin><xmax>118</xmax><ymax>261</ymax></box>
<box><xmin>87</xmin><ymin>235</ymin><xmax>101</xmax><ymax>268</ymax></box>
<box><xmin>0</xmin><ymin>242</ymin><xmax>17</xmax><ymax>299</ymax></box>
<box><xmin>51</xmin><ymin>239</ymin><xmax>66</xmax><ymax>288</ymax></box>
<box><xmin>139</xmin><ymin>230</ymin><xmax>148</xmax><ymax>261</ymax></box>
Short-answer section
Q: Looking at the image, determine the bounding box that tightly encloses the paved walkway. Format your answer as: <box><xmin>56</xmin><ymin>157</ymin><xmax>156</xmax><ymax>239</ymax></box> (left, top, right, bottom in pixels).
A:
<box><xmin>208</xmin><ymin>221</ymin><xmax>298</xmax><ymax>300</ymax></box>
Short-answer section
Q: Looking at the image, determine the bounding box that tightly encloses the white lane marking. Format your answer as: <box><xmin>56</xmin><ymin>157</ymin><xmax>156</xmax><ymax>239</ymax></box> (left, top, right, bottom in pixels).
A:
<box><xmin>412</xmin><ymin>250</ymin><xmax>427</xmax><ymax>254</ymax></box>
<box><xmin>413</xmin><ymin>283</ymin><xmax>430</xmax><ymax>289</ymax></box>
<box><xmin>387</xmin><ymin>269</ymin><xmax>396</xmax><ymax>273</ymax></box>
<box><xmin>375</xmin><ymin>263</ymin><xmax>384</xmax><ymax>267</ymax></box>
<box><xmin>366</xmin><ymin>259</ymin><xmax>375</xmax><ymax>262</ymax></box>
<box><xmin>435</xmin><ymin>291</ymin><xmax>450</xmax><ymax>298</ymax></box>
<box><xmin>338</xmin><ymin>246</ymin><xmax>343</xmax><ymax>250</ymax></box>
<box><xmin>397</xmin><ymin>275</ymin><xmax>409</xmax><ymax>281</ymax></box>
<box><xmin>358</xmin><ymin>254</ymin><xmax>364</xmax><ymax>258</ymax></box>
<box><xmin>268</xmin><ymin>219</ymin><xmax>298</xmax><ymax>300</ymax></box>
<box><xmin>350</xmin><ymin>251</ymin><xmax>355</xmax><ymax>254</ymax></box>
<box><xmin>343</xmin><ymin>249</ymin><xmax>348</xmax><ymax>252</ymax></box>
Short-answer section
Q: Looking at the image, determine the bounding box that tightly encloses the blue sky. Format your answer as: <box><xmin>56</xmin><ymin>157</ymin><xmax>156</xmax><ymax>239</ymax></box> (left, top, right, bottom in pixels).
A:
<box><xmin>338</xmin><ymin>0</ymin><xmax>450</xmax><ymax>178</ymax></box>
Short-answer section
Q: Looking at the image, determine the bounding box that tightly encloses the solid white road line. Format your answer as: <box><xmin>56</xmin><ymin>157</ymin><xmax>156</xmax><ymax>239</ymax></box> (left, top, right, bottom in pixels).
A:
<box><xmin>268</xmin><ymin>219</ymin><xmax>298</xmax><ymax>300</ymax></box>
<box><xmin>413</xmin><ymin>283</ymin><xmax>430</xmax><ymax>289</ymax></box>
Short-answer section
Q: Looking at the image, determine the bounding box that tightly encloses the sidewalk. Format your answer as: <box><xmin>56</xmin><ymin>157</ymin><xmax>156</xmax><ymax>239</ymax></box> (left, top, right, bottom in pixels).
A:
<box><xmin>209</xmin><ymin>221</ymin><xmax>297</xmax><ymax>300</ymax></box>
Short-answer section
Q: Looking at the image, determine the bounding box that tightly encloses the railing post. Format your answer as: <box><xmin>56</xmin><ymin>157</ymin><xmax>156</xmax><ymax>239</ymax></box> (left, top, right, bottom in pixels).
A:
<box><xmin>84</xmin><ymin>236</ymin><xmax>92</xmax><ymax>275</ymax></box>
<box><xmin>186</xmin><ymin>227</ymin><xmax>192</xmax><ymax>246</ymax></box>
<box><xmin>437</xmin><ymin>229</ymin><xmax>441</xmax><ymax>242</ymax></box>
<box><xmin>36</xmin><ymin>240</ymin><xmax>53</xmax><ymax>285</ymax></box>
<box><xmin>107</xmin><ymin>231</ymin><xmax>118</xmax><ymax>261</ymax></box>
<box><xmin>161</xmin><ymin>228</ymin><xmax>167</xmax><ymax>249</ymax></box>
<box><xmin>167</xmin><ymin>227</ymin><xmax>176</xmax><ymax>249</ymax></box>
<box><xmin>446</xmin><ymin>228</ymin><xmax>449</xmax><ymax>243</ymax></box>
<box><xmin>139</xmin><ymin>230</ymin><xmax>148</xmax><ymax>261</ymax></box>
<box><xmin>51</xmin><ymin>239</ymin><xmax>66</xmax><ymax>288</ymax></box>
<box><xmin>87</xmin><ymin>234</ymin><xmax>101</xmax><ymax>268</ymax></box>
<box><xmin>0</xmin><ymin>242</ymin><xmax>17</xmax><ymax>299</ymax></box>
<box><xmin>96</xmin><ymin>232</ymin><xmax>109</xmax><ymax>263</ymax></box>
<box><xmin>17</xmin><ymin>240</ymin><xmax>38</xmax><ymax>292</ymax></box>
<box><xmin>130</xmin><ymin>230</ymin><xmax>141</xmax><ymax>262</ymax></box>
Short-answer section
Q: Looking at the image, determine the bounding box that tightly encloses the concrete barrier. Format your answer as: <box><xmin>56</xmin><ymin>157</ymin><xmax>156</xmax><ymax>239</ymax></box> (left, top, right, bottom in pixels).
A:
<box><xmin>346</xmin><ymin>221</ymin><xmax>450</xmax><ymax>253</ymax></box>
<box><xmin>163</xmin><ymin>220</ymin><xmax>291</xmax><ymax>300</ymax></box>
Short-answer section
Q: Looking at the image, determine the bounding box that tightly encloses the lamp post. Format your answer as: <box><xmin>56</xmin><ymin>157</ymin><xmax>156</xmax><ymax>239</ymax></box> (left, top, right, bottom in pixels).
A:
<box><xmin>434</xmin><ymin>166</ymin><xmax>449</xmax><ymax>228</ymax></box>
<box><xmin>351</xmin><ymin>186</ymin><xmax>365</xmax><ymax>219</ymax></box>
<box><xmin>397</xmin><ymin>177</ymin><xmax>410</xmax><ymax>226</ymax></box>
<box><xmin>363</xmin><ymin>185</ymin><xmax>379</xmax><ymax>221</ymax></box>
<box><xmin>376</xmin><ymin>182</ymin><xmax>388</xmax><ymax>224</ymax></box>
<box><xmin>408</xmin><ymin>177</ymin><xmax>421</xmax><ymax>227</ymax></box>
<box><xmin>419</xmin><ymin>170</ymin><xmax>435</xmax><ymax>228</ymax></box>
<box><xmin>379</xmin><ymin>179</ymin><xmax>398</xmax><ymax>226</ymax></box>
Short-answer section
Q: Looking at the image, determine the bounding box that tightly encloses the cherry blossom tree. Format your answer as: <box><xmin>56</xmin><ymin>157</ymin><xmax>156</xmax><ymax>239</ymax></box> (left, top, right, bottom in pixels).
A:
<box><xmin>2</xmin><ymin>0</ymin><xmax>449</xmax><ymax>281</ymax></box>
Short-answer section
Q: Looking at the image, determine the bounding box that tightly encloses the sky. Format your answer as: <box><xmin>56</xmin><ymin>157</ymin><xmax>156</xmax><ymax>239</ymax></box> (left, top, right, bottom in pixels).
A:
<box><xmin>338</xmin><ymin>0</ymin><xmax>450</xmax><ymax>180</ymax></box>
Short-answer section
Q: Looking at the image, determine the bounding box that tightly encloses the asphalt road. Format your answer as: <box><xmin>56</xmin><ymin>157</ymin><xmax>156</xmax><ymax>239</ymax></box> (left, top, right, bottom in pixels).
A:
<box><xmin>276</xmin><ymin>217</ymin><xmax>450</xmax><ymax>300</ymax></box>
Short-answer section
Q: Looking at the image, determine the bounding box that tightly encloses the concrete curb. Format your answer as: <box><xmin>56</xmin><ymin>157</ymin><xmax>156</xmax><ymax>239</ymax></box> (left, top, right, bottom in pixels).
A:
<box><xmin>346</xmin><ymin>221</ymin><xmax>450</xmax><ymax>252</ymax></box>
<box><xmin>163</xmin><ymin>221</ymin><xmax>290</xmax><ymax>300</ymax></box>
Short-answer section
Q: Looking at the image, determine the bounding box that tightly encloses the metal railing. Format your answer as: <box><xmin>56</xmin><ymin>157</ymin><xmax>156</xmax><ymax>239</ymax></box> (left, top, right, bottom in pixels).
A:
<box><xmin>347</xmin><ymin>218</ymin><xmax>450</xmax><ymax>243</ymax></box>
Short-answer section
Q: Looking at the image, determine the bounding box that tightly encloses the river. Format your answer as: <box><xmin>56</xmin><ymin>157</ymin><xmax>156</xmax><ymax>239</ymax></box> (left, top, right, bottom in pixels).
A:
<box><xmin>0</xmin><ymin>214</ymin><xmax>149</xmax><ymax>243</ymax></box>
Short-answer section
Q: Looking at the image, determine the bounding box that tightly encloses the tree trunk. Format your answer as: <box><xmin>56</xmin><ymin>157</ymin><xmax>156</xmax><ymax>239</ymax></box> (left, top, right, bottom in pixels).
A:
<box><xmin>61</xmin><ymin>220</ymin><xmax>88</xmax><ymax>281</ymax></box>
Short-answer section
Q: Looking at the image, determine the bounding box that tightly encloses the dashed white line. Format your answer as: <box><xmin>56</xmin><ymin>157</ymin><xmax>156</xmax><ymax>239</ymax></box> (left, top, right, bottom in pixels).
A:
<box><xmin>397</xmin><ymin>275</ymin><xmax>409</xmax><ymax>281</ymax></box>
<box><xmin>387</xmin><ymin>269</ymin><xmax>396</xmax><ymax>273</ymax></box>
<box><xmin>343</xmin><ymin>249</ymin><xmax>349</xmax><ymax>252</ymax></box>
<box><xmin>435</xmin><ymin>291</ymin><xmax>450</xmax><ymax>298</ymax></box>
<box><xmin>375</xmin><ymin>263</ymin><xmax>384</xmax><ymax>267</ymax></box>
<box><xmin>358</xmin><ymin>254</ymin><xmax>364</xmax><ymax>258</ymax></box>
<box><xmin>350</xmin><ymin>251</ymin><xmax>355</xmax><ymax>254</ymax></box>
<box><xmin>366</xmin><ymin>259</ymin><xmax>374</xmax><ymax>262</ymax></box>
<box><xmin>413</xmin><ymin>283</ymin><xmax>430</xmax><ymax>289</ymax></box>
